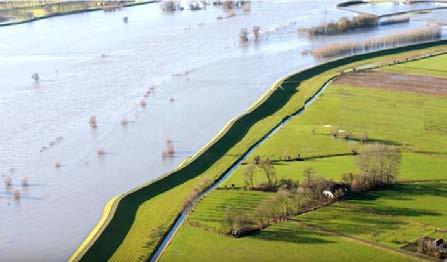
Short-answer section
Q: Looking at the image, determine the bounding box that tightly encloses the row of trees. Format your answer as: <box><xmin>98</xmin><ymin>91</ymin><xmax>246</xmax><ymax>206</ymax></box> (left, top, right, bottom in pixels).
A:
<box><xmin>243</xmin><ymin>157</ymin><xmax>277</xmax><ymax>190</ymax></box>
<box><xmin>311</xmin><ymin>26</ymin><xmax>442</xmax><ymax>58</ymax></box>
<box><xmin>351</xmin><ymin>143</ymin><xmax>401</xmax><ymax>192</ymax></box>
<box><xmin>222</xmin><ymin>143</ymin><xmax>401</xmax><ymax>236</ymax></box>
<box><xmin>299</xmin><ymin>14</ymin><xmax>378</xmax><ymax>36</ymax></box>
<box><xmin>222</xmin><ymin>170</ymin><xmax>338</xmax><ymax>236</ymax></box>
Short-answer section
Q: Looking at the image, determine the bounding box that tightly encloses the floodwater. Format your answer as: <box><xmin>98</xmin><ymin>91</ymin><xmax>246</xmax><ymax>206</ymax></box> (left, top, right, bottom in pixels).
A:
<box><xmin>343</xmin><ymin>1</ymin><xmax>447</xmax><ymax>16</ymax></box>
<box><xmin>0</xmin><ymin>0</ymin><xmax>444</xmax><ymax>260</ymax></box>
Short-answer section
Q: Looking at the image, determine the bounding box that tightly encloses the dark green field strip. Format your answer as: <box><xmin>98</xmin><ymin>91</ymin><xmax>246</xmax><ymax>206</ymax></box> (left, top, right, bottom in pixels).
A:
<box><xmin>80</xmin><ymin>40</ymin><xmax>447</xmax><ymax>261</ymax></box>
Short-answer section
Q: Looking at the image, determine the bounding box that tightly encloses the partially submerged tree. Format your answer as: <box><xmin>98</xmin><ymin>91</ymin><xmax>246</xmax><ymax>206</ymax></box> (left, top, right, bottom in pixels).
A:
<box><xmin>239</xmin><ymin>28</ymin><xmax>249</xmax><ymax>42</ymax></box>
<box><xmin>253</xmin><ymin>26</ymin><xmax>260</xmax><ymax>41</ymax></box>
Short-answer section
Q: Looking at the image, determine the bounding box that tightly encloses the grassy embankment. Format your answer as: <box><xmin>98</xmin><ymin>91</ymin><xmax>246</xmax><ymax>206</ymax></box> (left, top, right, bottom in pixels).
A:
<box><xmin>74</xmin><ymin>41</ymin><xmax>447</xmax><ymax>262</ymax></box>
<box><xmin>161</xmin><ymin>52</ymin><xmax>447</xmax><ymax>261</ymax></box>
<box><xmin>0</xmin><ymin>1</ymin><xmax>156</xmax><ymax>26</ymax></box>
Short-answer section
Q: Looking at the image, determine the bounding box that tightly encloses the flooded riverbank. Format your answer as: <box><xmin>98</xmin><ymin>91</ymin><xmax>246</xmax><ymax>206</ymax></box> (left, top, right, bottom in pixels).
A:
<box><xmin>0</xmin><ymin>0</ymin><xmax>444</xmax><ymax>260</ymax></box>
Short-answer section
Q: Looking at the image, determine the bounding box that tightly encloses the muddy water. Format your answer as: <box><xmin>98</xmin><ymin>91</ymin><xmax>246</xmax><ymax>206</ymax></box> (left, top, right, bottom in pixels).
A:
<box><xmin>0</xmin><ymin>1</ymin><xmax>443</xmax><ymax>260</ymax></box>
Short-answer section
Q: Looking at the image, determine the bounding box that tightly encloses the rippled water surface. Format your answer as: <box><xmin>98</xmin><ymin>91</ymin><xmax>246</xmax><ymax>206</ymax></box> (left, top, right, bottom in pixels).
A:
<box><xmin>0</xmin><ymin>0</ymin><xmax>444</xmax><ymax>260</ymax></box>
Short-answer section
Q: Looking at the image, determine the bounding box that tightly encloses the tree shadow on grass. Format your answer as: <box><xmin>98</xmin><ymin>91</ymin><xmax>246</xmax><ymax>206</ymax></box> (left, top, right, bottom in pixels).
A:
<box><xmin>350</xmin><ymin>182</ymin><xmax>447</xmax><ymax>202</ymax></box>
<box><xmin>299</xmin><ymin>205</ymin><xmax>405</xmax><ymax>235</ymax></box>
<box><xmin>251</xmin><ymin>225</ymin><xmax>335</xmax><ymax>245</ymax></box>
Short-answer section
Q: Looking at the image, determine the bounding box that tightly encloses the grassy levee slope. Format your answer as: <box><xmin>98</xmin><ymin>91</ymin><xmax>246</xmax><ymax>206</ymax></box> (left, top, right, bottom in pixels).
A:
<box><xmin>78</xmin><ymin>40</ymin><xmax>447</xmax><ymax>261</ymax></box>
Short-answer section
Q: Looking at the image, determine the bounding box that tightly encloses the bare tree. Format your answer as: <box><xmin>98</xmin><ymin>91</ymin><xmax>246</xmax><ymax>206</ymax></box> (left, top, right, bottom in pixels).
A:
<box><xmin>239</xmin><ymin>28</ymin><xmax>249</xmax><ymax>42</ymax></box>
<box><xmin>357</xmin><ymin>143</ymin><xmax>401</xmax><ymax>187</ymax></box>
<box><xmin>243</xmin><ymin>163</ymin><xmax>257</xmax><ymax>188</ymax></box>
<box><xmin>259</xmin><ymin>158</ymin><xmax>277</xmax><ymax>190</ymax></box>
<box><xmin>253</xmin><ymin>26</ymin><xmax>260</xmax><ymax>41</ymax></box>
<box><xmin>359</xmin><ymin>130</ymin><xmax>368</xmax><ymax>143</ymax></box>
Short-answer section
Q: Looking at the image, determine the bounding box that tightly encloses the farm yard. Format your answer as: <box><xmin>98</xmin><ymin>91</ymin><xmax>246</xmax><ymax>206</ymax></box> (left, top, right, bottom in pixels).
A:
<box><xmin>159</xmin><ymin>49</ymin><xmax>447</xmax><ymax>261</ymax></box>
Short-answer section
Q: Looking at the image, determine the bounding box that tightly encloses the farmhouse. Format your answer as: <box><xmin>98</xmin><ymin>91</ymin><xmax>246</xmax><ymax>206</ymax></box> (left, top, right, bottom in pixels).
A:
<box><xmin>417</xmin><ymin>237</ymin><xmax>447</xmax><ymax>259</ymax></box>
<box><xmin>323</xmin><ymin>183</ymin><xmax>350</xmax><ymax>198</ymax></box>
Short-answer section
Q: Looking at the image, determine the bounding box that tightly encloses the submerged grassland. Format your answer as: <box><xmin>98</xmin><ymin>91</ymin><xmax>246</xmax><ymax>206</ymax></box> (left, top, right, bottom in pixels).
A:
<box><xmin>160</xmin><ymin>50</ymin><xmax>447</xmax><ymax>261</ymax></box>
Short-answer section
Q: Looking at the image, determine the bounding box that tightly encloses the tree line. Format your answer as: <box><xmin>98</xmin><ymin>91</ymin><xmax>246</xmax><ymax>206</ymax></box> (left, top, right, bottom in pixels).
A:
<box><xmin>220</xmin><ymin>143</ymin><xmax>401</xmax><ymax>237</ymax></box>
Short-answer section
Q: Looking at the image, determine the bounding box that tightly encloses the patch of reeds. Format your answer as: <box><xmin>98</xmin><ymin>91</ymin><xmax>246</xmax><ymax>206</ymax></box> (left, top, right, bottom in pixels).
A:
<box><xmin>299</xmin><ymin>14</ymin><xmax>378</xmax><ymax>36</ymax></box>
<box><xmin>311</xmin><ymin>26</ymin><xmax>441</xmax><ymax>58</ymax></box>
<box><xmin>379</xmin><ymin>15</ymin><xmax>410</xmax><ymax>26</ymax></box>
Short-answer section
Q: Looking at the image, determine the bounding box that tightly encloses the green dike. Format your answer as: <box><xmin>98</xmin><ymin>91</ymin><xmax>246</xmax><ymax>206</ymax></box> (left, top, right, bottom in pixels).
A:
<box><xmin>78</xmin><ymin>40</ymin><xmax>447</xmax><ymax>261</ymax></box>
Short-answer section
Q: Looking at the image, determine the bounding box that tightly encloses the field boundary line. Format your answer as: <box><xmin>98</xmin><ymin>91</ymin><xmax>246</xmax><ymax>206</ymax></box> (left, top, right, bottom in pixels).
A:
<box><xmin>289</xmin><ymin>219</ymin><xmax>430</xmax><ymax>261</ymax></box>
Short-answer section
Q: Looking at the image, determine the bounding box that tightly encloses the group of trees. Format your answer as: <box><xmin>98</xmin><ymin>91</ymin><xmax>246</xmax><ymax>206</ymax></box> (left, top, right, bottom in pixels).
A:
<box><xmin>239</xmin><ymin>25</ymin><xmax>261</xmax><ymax>43</ymax></box>
<box><xmin>222</xmin><ymin>143</ymin><xmax>401</xmax><ymax>237</ymax></box>
<box><xmin>183</xmin><ymin>178</ymin><xmax>211</xmax><ymax>209</ymax></box>
<box><xmin>299</xmin><ymin>14</ymin><xmax>378</xmax><ymax>36</ymax></box>
<box><xmin>311</xmin><ymin>26</ymin><xmax>442</xmax><ymax>58</ymax></box>
<box><xmin>223</xmin><ymin>169</ymin><xmax>338</xmax><ymax>236</ymax></box>
<box><xmin>350</xmin><ymin>143</ymin><xmax>401</xmax><ymax>193</ymax></box>
<box><xmin>243</xmin><ymin>157</ymin><xmax>277</xmax><ymax>190</ymax></box>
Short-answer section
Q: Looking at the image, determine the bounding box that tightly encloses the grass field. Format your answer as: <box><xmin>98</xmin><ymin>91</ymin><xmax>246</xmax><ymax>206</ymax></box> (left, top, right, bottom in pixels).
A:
<box><xmin>161</xmin><ymin>222</ymin><xmax>418</xmax><ymax>262</ymax></box>
<box><xmin>299</xmin><ymin>181</ymin><xmax>447</xmax><ymax>248</ymax></box>
<box><xmin>383</xmin><ymin>54</ymin><xmax>447</xmax><ymax>78</ymax></box>
<box><xmin>78</xmin><ymin>42</ymin><xmax>447</xmax><ymax>261</ymax></box>
<box><xmin>223</xmin><ymin>153</ymin><xmax>447</xmax><ymax>187</ymax></box>
<box><xmin>224</xmin><ymin>81</ymin><xmax>447</xmax><ymax>187</ymax></box>
<box><xmin>159</xmin><ymin>50</ymin><xmax>447</xmax><ymax>261</ymax></box>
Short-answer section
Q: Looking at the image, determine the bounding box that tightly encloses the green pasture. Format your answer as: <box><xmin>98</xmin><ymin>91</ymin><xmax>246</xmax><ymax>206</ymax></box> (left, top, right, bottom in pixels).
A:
<box><xmin>161</xmin><ymin>222</ymin><xmax>417</xmax><ymax>262</ymax></box>
<box><xmin>383</xmin><ymin>54</ymin><xmax>447</xmax><ymax>78</ymax></box>
<box><xmin>299</xmin><ymin>181</ymin><xmax>447</xmax><ymax>248</ymax></box>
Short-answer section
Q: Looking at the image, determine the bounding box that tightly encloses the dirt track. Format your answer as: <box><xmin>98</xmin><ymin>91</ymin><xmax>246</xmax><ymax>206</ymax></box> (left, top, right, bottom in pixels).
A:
<box><xmin>334</xmin><ymin>71</ymin><xmax>447</xmax><ymax>96</ymax></box>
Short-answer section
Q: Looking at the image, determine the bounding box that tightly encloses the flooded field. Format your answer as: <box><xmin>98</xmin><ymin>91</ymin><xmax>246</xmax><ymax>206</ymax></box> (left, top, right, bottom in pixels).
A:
<box><xmin>0</xmin><ymin>0</ymin><xmax>445</xmax><ymax>260</ymax></box>
<box><xmin>342</xmin><ymin>1</ymin><xmax>447</xmax><ymax>16</ymax></box>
